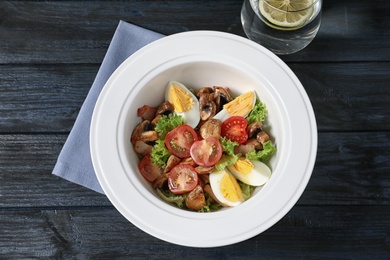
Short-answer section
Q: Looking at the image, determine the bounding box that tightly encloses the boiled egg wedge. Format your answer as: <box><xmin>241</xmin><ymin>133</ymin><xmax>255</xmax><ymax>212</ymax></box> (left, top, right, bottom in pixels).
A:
<box><xmin>165</xmin><ymin>81</ymin><xmax>200</xmax><ymax>128</ymax></box>
<box><xmin>227</xmin><ymin>157</ymin><xmax>271</xmax><ymax>186</ymax></box>
<box><xmin>209</xmin><ymin>169</ymin><xmax>244</xmax><ymax>207</ymax></box>
<box><xmin>213</xmin><ymin>90</ymin><xmax>256</xmax><ymax>122</ymax></box>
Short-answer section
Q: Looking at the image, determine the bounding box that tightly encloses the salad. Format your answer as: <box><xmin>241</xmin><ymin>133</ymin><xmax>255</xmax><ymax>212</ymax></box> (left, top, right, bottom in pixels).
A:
<box><xmin>131</xmin><ymin>81</ymin><xmax>276</xmax><ymax>212</ymax></box>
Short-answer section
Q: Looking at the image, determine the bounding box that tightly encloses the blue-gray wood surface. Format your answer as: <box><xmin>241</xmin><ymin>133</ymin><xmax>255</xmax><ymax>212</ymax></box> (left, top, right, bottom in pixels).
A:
<box><xmin>0</xmin><ymin>0</ymin><xmax>389</xmax><ymax>258</ymax></box>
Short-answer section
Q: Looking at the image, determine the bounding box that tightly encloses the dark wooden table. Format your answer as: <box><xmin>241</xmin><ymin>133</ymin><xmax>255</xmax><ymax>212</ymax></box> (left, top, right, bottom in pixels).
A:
<box><xmin>1</xmin><ymin>0</ymin><xmax>389</xmax><ymax>258</ymax></box>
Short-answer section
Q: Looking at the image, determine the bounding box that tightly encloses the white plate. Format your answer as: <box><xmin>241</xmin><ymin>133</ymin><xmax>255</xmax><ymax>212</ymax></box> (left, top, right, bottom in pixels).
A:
<box><xmin>90</xmin><ymin>31</ymin><xmax>317</xmax><ymax>247</ymax></box>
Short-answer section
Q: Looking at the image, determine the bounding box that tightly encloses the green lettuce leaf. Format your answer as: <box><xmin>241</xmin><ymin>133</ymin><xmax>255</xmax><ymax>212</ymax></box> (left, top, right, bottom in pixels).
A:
<box><xmin>215</xmin><ymin>154</ymin><xmax>239</xmax><ymax>171</ymax></box>
<box><xmin>150</xmin><ymin>139</ymin><xmax>171</xmax><ymax>167</ymax></box>
<box><xmin>246</xmin><ymin>100</ymin><xmax>267</xmax><ymax>124</ymax></box>
<box><xmin>215</xmin><ymin>137</ymin><xmax>240</xmax><ymax>171</ymax></box>
<box><xmin>220</xmin><ymin>136</ymin><xmax>238</xmax><ymax>156</ymax></box>
<box><xmin>239</xmin><ymin>181</ymin><xmax>256</xmax><ymax>201</ymax></box>
<box><xmin>245</xmin><ymin>140</ymin><xmax>276</xmax><ymax>162</ymax></box>
<box><xmin>156</xmin><ymin>188</ymin><xmax>185</xmax><ymax>208</ymax></box>
<box><xmin>154</xmin><ymin>114</ymin><xmax>184</xmax><ymax>139</ymax></box>
<box><xmin>198</xmin><ymin>193</ymin><xmax>222</xmax><ymax>212</ymax></box>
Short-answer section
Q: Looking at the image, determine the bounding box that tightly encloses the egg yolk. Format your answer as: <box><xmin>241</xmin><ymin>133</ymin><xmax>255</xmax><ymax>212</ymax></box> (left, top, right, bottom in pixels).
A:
<box><xmin>167</xmin><ymin>83</ymin><xmax>194</xmax><ymax>113</ymax></box>
<box><xmin>224</xmin><ymin>91</ymin><xmax>254</xmax><ymax>117</ymax></box>
<box><xmin>220</xmin><ymin>173</ymin><xmax>243</xmax><ymax>203</ymax></box>
<box><xmin>232</xmin><ymin>157</ymin><xmax>254</xmax><ymax>175</ymax></box>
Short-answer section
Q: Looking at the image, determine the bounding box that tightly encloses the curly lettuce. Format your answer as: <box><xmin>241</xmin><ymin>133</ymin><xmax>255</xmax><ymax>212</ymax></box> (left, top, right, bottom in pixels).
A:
<box><xmin>245</xmin><ymin>140</ymin><xmax>276</xmax><ymax>162</ymax></box>
<box><xmin>239</xmin><ymin>181</ymin><xmax>256</xmax><ymax>201</ymax></box>
<box><xmin>215</xmin><ymin>137</ymin><xmax>241</xmax><ymax>171</ymax></box>
<box><xmin>246</xmin><ymin>100</ymin><xmax>267</xmax><ymax>124</ymax></box>
<box><xmin>154</xmin><ymin>114</ymin><xmax>184</xmax><ymax>139</ymax></box>
<box><xmin>198</xmin><ymin>193</ymin><xmax>222</xmax><ymax>212</ymax></box>
<box><xmin>150</xmin><ymin>139</ymin><xmax>171</xmax><ymax>167</ymax></box>
<box><xmin>220</xmin><ymin>137</ymin><xmax>238</xmax><ymax>156</ymax></box>
<box><xmin>156</xmin><ymin>188</ymin><xmax>185</xmax><ymax>208</ymax></box>
<box><xmin>214</xmin><ymin>155</ymin><xmax>236</xmax><ymax>171</ymax></box>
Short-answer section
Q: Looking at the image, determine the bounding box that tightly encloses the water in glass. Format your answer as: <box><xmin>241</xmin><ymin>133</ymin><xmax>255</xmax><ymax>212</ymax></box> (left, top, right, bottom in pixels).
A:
<box><xmin>241</xmin><ymin>0</ymin><xmax>322</xmax><ymax>55</ymax></box>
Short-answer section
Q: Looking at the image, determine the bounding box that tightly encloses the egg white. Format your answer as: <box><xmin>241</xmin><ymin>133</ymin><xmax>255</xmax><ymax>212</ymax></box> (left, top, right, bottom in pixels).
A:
<box><xmin>227</xmin><ymin>159</ymin><xmax>271</xmax><ymax>187</ymax></box>
<box><xmin>212</xmin><ymin>109</ymin><xmax>230</xmax><ymax>122</ymax></box>
<box><xmin>164</xmin><ymin>81</ymin><xmax>200</xmax><ymax>128</ymax></box>
<box><xmin>209</xmin><ymin>170</ymin><xmax>244</xmax><ymax>207</ymax></box>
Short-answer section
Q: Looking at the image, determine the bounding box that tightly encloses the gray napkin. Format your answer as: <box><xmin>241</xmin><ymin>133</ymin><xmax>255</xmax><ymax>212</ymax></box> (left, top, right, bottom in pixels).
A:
<box><xmin>53</xmin><ymin>21</ymin><xmax>164</xmax><ymax>193</ymax></box>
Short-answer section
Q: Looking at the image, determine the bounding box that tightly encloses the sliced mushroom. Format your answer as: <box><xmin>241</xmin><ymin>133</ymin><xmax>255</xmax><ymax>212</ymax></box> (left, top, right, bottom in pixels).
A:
<box><xmin>246</xmin><ymin>121</ymin><xmax>263</xmax><ymax>139</ymax></box>
<box><xmin>257</xmin><ymin>131</ymin><xmax>270</xmax><ymax>144</ymax></box>
<box><xmin>130</xmin><ymin>120</ymin><xmax>154</xmax><ymax>145</ymax></box>
<box><xmin>164</xmin><ymin>154</ymin><xmax>181</xmax><ymax>173</ymax></box>
<box><xmin>185</xmin><ymin>185</ymin><xmax>206</xmax><ymax>211</ymax></box>
<box><xmin>151</xmin><ymin>114</ymin><xmax>163</xmax><ymax>126</ymax></box>
<box><xmin>137</xmin><ymin>105</ymin><xmax>157</xmax><ymax>121</ymax></box>
<box><xmin>213</xmin><ymin>86</ymin><xmax>232</xmax><ymax>112</ymax></box>
<box><xmin>195</xmin><ymin>166</ymin><xmax>214</xmax><ymax>175</ymax></box>
<box><xmin>196</xmin><ymin>87</ymin><xmax>213</xmax><ymax>98</ymax></box>
<box><xmin>139</xmin><ymin>131</ymin><xmax>158</xmax><ymax>143</ymax></box>
<box><xmin>199</xmin><ymin>93</ymin><xmax>217</xmax><ymax>121</ymax></box>
<box><xmin>134</xmin><ymin>140</ymin><xmax>153</xmax><ymax>156</ymax></box>
<box><xmin>246</xmin><ymin>138</ymin><xmax>263</xmax><ymax>150</ymax></box>
<box><xmin>155</xmin><ymin>101</ymin><xmax>174</xmax><ymax>116</ymax></box>
<box><xmin>180</xmin><ymin>157</ymin><xmax>197</xmax><ymax>167</ymax></box>
<box><xmin>153</xmin><ymin>173</ymin><xmax>169</xmax><ymax>189</ymax></box>
<box><xmin>199</xmin><ymin>119</ymin><xmax>222</xmax><ymax>139</ymax></box>
<box><xmin>234</xmin><ymin>139</ymin><xmax>262</xmax><ymax>156</ymax></box>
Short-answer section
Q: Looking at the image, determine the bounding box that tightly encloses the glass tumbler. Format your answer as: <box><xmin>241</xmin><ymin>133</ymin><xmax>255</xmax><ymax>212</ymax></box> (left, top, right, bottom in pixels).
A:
<box><xmin>241</xmin><ymin>0</ymin><xmax>322</xmax><ymax>55</ymax></box>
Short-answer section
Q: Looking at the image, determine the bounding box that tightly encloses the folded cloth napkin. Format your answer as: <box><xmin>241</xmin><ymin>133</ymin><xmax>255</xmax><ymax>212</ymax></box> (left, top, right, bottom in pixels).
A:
<box><xmin>53</xmin><ymin>21</ymin><xmax>164</xmax><ymax>193</ymax></box>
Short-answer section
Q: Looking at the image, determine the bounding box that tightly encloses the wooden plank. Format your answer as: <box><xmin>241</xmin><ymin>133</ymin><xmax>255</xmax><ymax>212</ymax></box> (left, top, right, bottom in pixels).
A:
<box><xmin>299</xmin><ymin>131</ymin><xmax>390</xmax><ymax>205</ymax></box>
<box><xmin>0</xmin><ymin>206</ymin><xmax>388</xmax><ymax>258</ymax></box>
<box><xmin>284</xmin><ymin>0</ymin><xmax>390</xmax><ymax>62</ymax></box>
<box><xmin>0</xmin><ymin>65</ymin><xmax>97</xmax><ymax>132</ymax></box>
<box><xmin>0</xmin><ymin>0</ymin><xmax>244</xmax><ymax>64</ymax></box>
<box><xmin>290</xmin><ymin>62</ymin><xmax>390</xmax><ymax>132</ymax></box>
<box><xmin>0</xmin><ymin>62</ymin><xmax>389</xmax><ymax>133</ymax></box>
<box><xmin>0</xmin><ymin>0</ymin><xmax>389</xmax><ymax>63</ymax></box>
<box><xmin>0</xmin><ymin>133</ymin><xmax>388</xmax><ymax>207</ymax></box>
<box><xmin>0</xmin><ymin>134</ymin><xmax>111</xmax><ymax>207</ymax></box>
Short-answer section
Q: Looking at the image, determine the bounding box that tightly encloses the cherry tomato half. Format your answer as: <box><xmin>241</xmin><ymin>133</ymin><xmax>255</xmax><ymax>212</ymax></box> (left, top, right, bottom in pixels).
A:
<box><xmin>190</xmin><ymin>137</ymin><xmax>223</xmax><ymax>167</ymax></box>
<box><xmin>138</xmin><ymin>154</ymin><xmax>163</xmax><ymax>183</ymax></box>
<box><xmin>165</xmin><ymin>124</ymin><xmax>198</xmax><ymax>158</ymax></box>
<box><xmin>221</xmin><ymin>116</ymin><xmax>248</xmax><ymax>144</ymax></box>
<box><xmin>168</xmin><ymin>164</ymin><xmax>199</xmax><ymax>194</ymax></box>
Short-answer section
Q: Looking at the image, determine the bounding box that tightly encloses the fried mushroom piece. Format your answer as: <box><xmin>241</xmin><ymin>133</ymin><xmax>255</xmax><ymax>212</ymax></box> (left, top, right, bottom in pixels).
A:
<box><xmin>155</xmin><ymin>101</ymin><xmax>174</xmax><ymax>116</ymax></box>
<box><xmin>153</xmin><ymin>173</ymin><xmax>169</xmax><ymax>189</ymax></box>
<box><xmin>199</xmin><ymin>119</ymin><xmax>222</xmax><ymax>140</ymax></box>
<box><xmin>246</xmin><ymin>138</ymin><xmax>263</xmax><ymax>150</ymax></box>
<box><xmin>185</xmin><ymin>185</ymin><xmax>206</xmax><ymax>211</ymax></box>
<box><xmin>199</xmin><ymin>93</ymin><xmax>217</xmax><ymax>121</ymax></box>
<box><xmin>195</xmin><ymin>166</ymin><xmax>214</xmax><ymax>175</ymax></box>
<box><xmin>246</xmin><ymin>121</ymin><xmax>263</xmax><ymax>139</ymax></box>
<box><xmin>134</xmin><ymin>140</ymin><xmax>153</xmax><ymax>156</ymax></box>
<box><xmin>257</xmin><ymin>131</ymin><xmax>270</xmax><ymax>144</ymax></box>
<box><xmin>234</xmin><ymin>138</ymin><xmax>262</xmax><ymax>156</ymax></box>
<box><xmin>130</xmin><ymin>120</ymin><xmax>154</xmax><ymax>145</ymax></box>
<box><xmin>164</xmin><ymin>154</ymin><xmax>181</xmax><ymax>173</ymax></box>
<box><xmin>180</xmin><ymin>157</ymin><xmax>197</xmax><ymax>167</ymax></box>
<box><xmin>213</xmin><ymin>86</ymin><xmax>232</xmax><ymax>112</ymax></box>
<box><xmin>138</xmin><ymin>131</ymin><xmax>158</xmax><ymax>143</ymax></box>
<box><xmin>151</xmin><ymin>114</ymin><xmax>163</xmax><ymax>126</ymax></box>
<box><xmin>196</xmin><ymin>87</ymin><xmax>214</xmax><ymax>98</ymax></box>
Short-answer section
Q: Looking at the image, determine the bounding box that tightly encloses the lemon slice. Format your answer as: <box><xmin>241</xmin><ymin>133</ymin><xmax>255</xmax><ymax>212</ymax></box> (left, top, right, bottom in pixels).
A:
<box><xmin>259</xmin><ymin>0</ymin><xmax>314</xmax><ymax>29</ymax></box>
